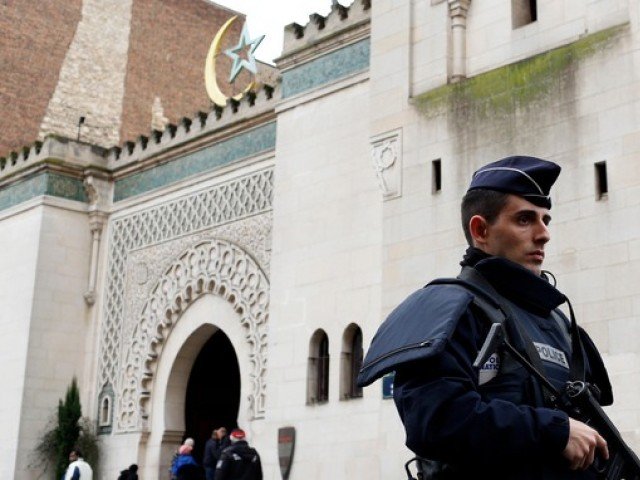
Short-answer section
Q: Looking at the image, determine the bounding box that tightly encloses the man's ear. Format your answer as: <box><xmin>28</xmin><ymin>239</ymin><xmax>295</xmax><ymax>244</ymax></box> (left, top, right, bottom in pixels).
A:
<box><xmin>469</xmin><ymin>215</ymin><xmax>488</xmax><ymax>246</ymax></box>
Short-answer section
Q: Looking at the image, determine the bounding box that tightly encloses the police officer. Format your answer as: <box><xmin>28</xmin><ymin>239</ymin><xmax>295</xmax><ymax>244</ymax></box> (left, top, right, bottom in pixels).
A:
<box><xmin>214</xmin><ymin>429</ymin><xmax>262</xmax><ymax>480</ymax></box>
<box><xmin>358</xmin><ymin>156</ymin><xmax>613</xmax><ymax>479</ymax></box>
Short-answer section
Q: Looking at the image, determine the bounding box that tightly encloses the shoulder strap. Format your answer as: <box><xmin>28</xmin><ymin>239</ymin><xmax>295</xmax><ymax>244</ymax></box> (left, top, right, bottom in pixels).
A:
<box><xmin>549</xmin><ymin>310</ymin><xmax>571</xmax><ymax>346</ymax></box>
<box><xmin>428</xmin><ymin>277</ymin><xmax>507</xmax><ymax>326</ymax></box>
<box><xmin>562</xmin><ymin>299</ymin><xmax>586</xmax><ymax>383</ymax></box>
<box><xmin>434</xmin><ymin>269</ymin><xmax>557</xmax><ymax>406</ymax></box>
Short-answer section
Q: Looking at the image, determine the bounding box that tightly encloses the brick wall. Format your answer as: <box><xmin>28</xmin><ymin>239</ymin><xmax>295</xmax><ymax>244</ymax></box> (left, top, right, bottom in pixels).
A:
<box><xmin>120</xmin><ymin>0</ymin><xmax>246</xmax><ymax>143</ymax></box>
<box><xmin>0</xmin><ymin>0</ymin><xmax>250</xmax><ymax>156</ymax></box>
<box><xmin>0</xmin><ymin>0</ymin><xmax>82</xmax><ymax>156</ymax></box>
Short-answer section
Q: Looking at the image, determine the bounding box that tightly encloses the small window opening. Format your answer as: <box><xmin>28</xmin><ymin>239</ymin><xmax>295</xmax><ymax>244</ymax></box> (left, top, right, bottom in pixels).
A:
<box><xmin>99</xmin><ymin>396</ymin><xmax>111</xmax><ymax>426</ymax></box>
<box><xmin>340</xmin><ymin>325</ymin><xmax>363</xmax><ymax>400</ymax></box>
<box><xmin>317</xmin><ymin>335</ymin><xmax>329</xmax><ymax>402</ymax></box>
<box><xmin>512</xmin><ymin>0</ymin><xmax>537</xmax><ymax>29</ymax></box>
<box><xmin>595</xmin><ymin>161</ymin><xmax>608</xmax><ymax>200</ymax></box>
<box><xmin>307</xmin><ymin>330</ymin><xmax>330</xmax><ymax>404</ymax></box>
<box><xmin>432</xmin><ymin>159</ymin><xmax>442</xmax><ymax>193</ymax></box>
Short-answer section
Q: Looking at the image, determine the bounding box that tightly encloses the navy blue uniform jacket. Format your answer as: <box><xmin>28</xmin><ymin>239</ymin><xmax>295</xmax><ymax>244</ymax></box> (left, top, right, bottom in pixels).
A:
<box><xmin>358</xmin><ymin>255</ymin><xmax>612</xmax><ymax>479</ymax></box>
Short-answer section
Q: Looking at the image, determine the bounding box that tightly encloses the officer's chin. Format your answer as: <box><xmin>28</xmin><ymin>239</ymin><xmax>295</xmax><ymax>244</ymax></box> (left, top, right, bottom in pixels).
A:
<box><xmin>521</xmin><ymin>260</ymin><xmax>543</xmax><ymax>276</ymax></box>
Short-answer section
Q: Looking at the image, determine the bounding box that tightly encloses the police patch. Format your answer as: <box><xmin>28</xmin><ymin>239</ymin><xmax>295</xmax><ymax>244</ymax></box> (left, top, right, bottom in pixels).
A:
<box><xmin>478</xmin><ymin>352</ymin><xmax>500</xmax><ymax>385</ymax></box>
<box><xmin>534</xmin><ymin>342</ymin><xmax>569</xmax><ymax>369</ymax></box>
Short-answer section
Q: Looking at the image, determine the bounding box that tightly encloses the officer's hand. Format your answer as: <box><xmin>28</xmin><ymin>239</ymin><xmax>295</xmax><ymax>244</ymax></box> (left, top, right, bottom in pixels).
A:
<box><xmin>563</xmin><ymin>418</ymin><xmax>609</xmax><ymax>470</ymax></box>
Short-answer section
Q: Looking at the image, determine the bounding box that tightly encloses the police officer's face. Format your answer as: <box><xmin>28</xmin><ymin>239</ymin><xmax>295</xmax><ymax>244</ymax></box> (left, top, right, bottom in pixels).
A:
<box><xmin>472</xmin><ymin>195</ymin><xmax>551</xmax><ymax>275</ymax></box>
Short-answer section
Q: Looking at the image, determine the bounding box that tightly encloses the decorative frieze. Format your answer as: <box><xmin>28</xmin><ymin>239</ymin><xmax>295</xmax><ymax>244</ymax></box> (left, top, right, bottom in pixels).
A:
<box><xmin>280</xmin><ymin>39</ymin><xmax>370</xmax><ymax>99</ymax></box>
<box><xmin>0</xmin><ymin>172</ymin><xmax>88</xmax><ymax>211</ymax></box>
<box><xmin>113</xmin><ymin>122</ymin><xmax>276</xmax><ymax>201</ymax></box>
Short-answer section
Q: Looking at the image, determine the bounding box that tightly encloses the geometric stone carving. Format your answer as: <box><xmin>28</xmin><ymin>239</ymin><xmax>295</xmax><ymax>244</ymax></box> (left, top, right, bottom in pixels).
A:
<box><xmin>98</xmin><ymin>168</ymin><xmax>274</xmax><ymax>414</ymax></box>
<box><xmin>370</xmin><ymin>128</ymin><xmax>402</xmax><ymax>200</ymax></box>
<box><xmin>116</xmin><ymin>238</ymin><xmax>269</xmax><ymax>432</ymax></box>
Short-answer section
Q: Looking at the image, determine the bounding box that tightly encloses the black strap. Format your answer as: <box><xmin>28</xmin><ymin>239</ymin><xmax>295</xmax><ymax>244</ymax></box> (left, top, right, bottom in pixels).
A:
<box><xmin>432</xmin><ymin>269</ymin><xmax>558</xmax><ymax>406</ymax></box>
<box><xmin>457</xmin><ymin>268</ymin><xmax>551</xmax><ymax>381</ymax></box>
<box><xmin>563</xmin><ymin>298</ymin><xmax>586</xmax><ymax>383</ymax></box>
<box><xmin>429</xmin><ymin>277</ymin><xmax>506</xmax><ymax>320</ymax></box>
<box><xmin>431</xmin><ymin>269</ymin><xmax>588</xmax><ymax>383</ymax></box>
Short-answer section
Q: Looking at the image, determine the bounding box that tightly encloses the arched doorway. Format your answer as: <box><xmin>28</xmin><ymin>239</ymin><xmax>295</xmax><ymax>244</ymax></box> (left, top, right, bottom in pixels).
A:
<box><xmin>184</xmin><ymin>330</ymin><xmax>240</xmax><ymax>462</ymax></box>
<box><xmin>143</xmin><ymin>294</ymin><xmax>254</xmax><ymax>479</ymax></box>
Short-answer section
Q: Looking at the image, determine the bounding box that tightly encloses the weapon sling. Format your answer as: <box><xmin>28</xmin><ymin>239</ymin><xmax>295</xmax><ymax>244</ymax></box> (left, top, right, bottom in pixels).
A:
<box><xmin>431</xmin><ymin>270</ymin><xmax>640</xmax><ymax>480</ymax></box>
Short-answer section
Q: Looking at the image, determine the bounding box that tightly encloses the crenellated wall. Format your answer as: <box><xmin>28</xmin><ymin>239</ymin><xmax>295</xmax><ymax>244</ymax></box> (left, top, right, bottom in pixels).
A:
<box><xmin>107</xmin><ymin>85</ymin><xmax>278</xmax><ymax>171</ymax></box>
<box><xmin>0</xmin><ymin>82</ymin><xmax>278</xmax><ymax>210</ymax></box>
<box><xmin>279</xmin><ymin>0</ymin><xmax>371</xmax><ymax>63</ymax></box>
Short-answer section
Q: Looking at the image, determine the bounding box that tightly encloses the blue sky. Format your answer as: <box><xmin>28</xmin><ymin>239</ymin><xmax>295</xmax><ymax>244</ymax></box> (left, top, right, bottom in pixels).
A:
<box><xmin>209</xmin><ymin>0</ymin><xmax>352</xmax><ymax>64</ymax></box>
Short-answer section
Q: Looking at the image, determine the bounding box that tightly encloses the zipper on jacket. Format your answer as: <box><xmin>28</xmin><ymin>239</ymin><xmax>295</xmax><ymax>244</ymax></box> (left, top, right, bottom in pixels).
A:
<box><xmin>362</xmin><ymin>339</ymin><xmax>434</xmax><ymax>370</ymax></box>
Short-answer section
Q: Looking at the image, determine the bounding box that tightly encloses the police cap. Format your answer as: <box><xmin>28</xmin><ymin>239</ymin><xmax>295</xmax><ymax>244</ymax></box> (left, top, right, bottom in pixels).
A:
<box><xmin>467</xmin><ymin>155</ymin><xmax>561</xmax><ymax>208</ymax></box>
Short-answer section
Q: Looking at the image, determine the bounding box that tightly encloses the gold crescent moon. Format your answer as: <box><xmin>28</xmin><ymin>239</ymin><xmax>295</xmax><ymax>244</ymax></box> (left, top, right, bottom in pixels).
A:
<box><xmin>205</xmin><ymin>15</ymin><xmax>256</xmax><ymax>107</ymax></box>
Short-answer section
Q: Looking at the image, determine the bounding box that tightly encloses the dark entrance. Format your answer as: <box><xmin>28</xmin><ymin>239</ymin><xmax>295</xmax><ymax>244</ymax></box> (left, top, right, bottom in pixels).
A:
<box><xmin>184</xmin><ymin>329</ymin><xmax>241</xmax><ymax>463</ymax></box>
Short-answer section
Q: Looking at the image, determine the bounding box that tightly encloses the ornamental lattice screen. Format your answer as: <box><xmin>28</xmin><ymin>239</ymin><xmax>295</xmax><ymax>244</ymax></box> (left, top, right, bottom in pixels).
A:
<box><xmin>98</xmin><ymin>167</ymin><xmax>273</xmax><ymax>432</ymax></box>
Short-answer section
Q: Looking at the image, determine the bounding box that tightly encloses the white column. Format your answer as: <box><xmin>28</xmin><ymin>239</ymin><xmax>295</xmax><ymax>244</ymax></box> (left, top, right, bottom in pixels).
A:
<box><xmin>83</xmin><ymin>175</ymin><xmax>107</xmax><ymax>306</ymax></box>
<box><xmin>448</xmin><ymin>0</ymin><xmax>471</xmax><ymax>82</ymax></box>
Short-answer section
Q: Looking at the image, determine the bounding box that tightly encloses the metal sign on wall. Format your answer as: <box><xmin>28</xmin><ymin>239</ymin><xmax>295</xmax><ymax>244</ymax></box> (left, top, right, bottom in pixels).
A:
<box><xmin>278</xmin><ymin>426</ymin><xmax>296</xmax><ymax>480</ymax></box>
<box><xmin>204</xmin><ymin>15</ymin><xmax>265</xmax><ymax>107</ymax></box>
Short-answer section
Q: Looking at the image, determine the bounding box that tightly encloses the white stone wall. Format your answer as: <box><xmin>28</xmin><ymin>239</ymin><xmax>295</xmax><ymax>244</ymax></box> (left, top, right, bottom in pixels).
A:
<box><xmin>411</xmin><ymin>0</ymin><xmax>632</xmax><ymax>94</ymax></box>
<box><xmin>465</xmin><ymin>0</ymin><xmax>631</xmax><ymax>77</ymax></box>
<box><xmin>16</xmin><ymin>203</ymin><xmax>92</xmax><ymax>479</ymax></box>
<box><xmin>268</xmin><ymin>73</ymin><xmax>398</xmax><ymax>478</ymax></box>
<box><xmin>0</xmin><ymin>202</ymin><xmax>92</xmax><ymax>479</ymax></box>
<box><xmin>0</xmin><ymin>206</ymin><xmax>43</xmax><ymax>479</ymax></box>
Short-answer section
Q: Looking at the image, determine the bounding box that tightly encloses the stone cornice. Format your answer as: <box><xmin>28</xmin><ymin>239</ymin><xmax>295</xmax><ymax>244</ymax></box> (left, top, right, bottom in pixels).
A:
<box><xmin>0</xmin><ymin>136</ymin><xmax>108</xmax><ymax>186</ymax></box>
<box><xmin>110</xmin><ymin>109</ymin><xmax>276</xmax><ymax>180</ymax></box>
<box><xmin>107</xmin><ymin>84</ymin><xmax>278</xmax><ymax>172</ymax></box>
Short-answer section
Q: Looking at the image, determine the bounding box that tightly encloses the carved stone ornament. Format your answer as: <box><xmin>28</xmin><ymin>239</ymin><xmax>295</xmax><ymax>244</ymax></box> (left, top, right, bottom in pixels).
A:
<box><xmin>97</xmin><ymin>168</ymin><xmax>273</xmax><ymax>431</ymax></box>
<box><xmin>117</xmin><ymin>238</ymin><xmax>269</xmax><ymax>431</ymax></box>
<box><xmin>371</xmin><ymin>129</ymin><xmax>402</xmax><ymax>199</ymax></box>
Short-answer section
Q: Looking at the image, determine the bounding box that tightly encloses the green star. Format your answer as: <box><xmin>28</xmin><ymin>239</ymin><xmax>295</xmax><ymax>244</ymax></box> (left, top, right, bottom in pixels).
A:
<box><xmin>224</xmin><ymin>22</ymin><xmax>265</xmax><ymax>83</ymax></box>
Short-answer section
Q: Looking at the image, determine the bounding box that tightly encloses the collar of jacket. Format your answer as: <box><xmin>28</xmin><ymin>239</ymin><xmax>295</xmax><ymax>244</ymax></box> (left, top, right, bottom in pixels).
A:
<box><xmin>460</xmin><ymin>247</ymin><xmax>566</xmax><ymax>316</ymax></box>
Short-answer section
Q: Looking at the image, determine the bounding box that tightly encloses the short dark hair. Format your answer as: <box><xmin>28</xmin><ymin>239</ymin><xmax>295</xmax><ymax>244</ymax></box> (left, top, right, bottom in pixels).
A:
<box><xmin>70</xmin><ymin>448</ymin><xmax>82</xmax><ymax>458</ymax></box>
<box><xmin>460</xmin><ymin>189</ymin><xmax>510</xmax><ymax>245</ymax></box>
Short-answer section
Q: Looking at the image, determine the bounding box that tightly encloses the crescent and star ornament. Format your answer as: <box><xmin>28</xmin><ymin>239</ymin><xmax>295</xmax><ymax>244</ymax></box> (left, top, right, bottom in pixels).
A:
<box><xmin>225</xmin><ymin>22</ymin><xmax>265</xmax><ymax>83</ymax></box>
<box><xmin>204</xmin><ymin>16</ymin><xmax>265</xmax><ymax>107</ymax></box>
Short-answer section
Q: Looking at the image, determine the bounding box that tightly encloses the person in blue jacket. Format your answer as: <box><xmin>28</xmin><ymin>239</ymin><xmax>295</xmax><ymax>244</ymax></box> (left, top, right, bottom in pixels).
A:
<box><xmin>171</xmin><ymin>442</ymin><xmax>201</xmax><ymax>480</ymax></box>
<box><xmin>358</xmin><ymin>156</ymin><xmax>613</xmax><ymax>479</ymax></box>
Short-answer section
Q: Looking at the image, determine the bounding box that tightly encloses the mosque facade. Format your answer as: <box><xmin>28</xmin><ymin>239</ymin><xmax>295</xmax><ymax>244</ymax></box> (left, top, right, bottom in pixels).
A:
<box><xmin>1</xmin><ymin>0</ymin><xmax>640</xmax><ymax>478</ymax></box>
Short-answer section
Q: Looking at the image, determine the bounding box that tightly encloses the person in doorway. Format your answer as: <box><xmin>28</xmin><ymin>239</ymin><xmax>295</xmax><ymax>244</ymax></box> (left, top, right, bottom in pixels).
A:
<box><xmin>203</xmin><ymin>427</ymin><xmax>229</xmax><ymax>480</ymax></box>
<box><xmin>171</xmin><ymin>438</ymin><xmax>202</xmax><ymax>480</ymax></box>
<box><xmin>63</xmin><ymin>448</ymin><xmax>93</xmax><ymax>480</ymax></box>
<box><xmin>358</xmin><ymin>156</ymin><xmax>613</xmax><ymax>479</ymax></box>
<box><xmin>214</xmin><ymin>428</ymin><xmax>262</xmax><ymax>480</ymax></box>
